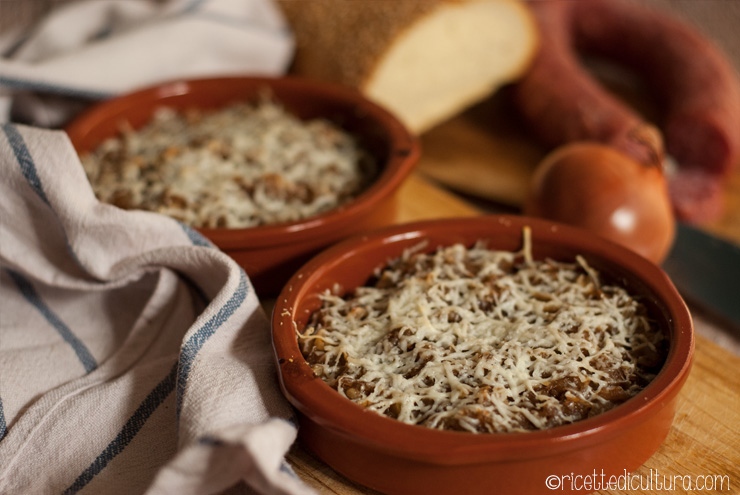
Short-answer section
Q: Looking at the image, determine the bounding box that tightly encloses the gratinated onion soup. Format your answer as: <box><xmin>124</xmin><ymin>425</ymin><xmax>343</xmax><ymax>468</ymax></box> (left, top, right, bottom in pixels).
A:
<box><xmin>299</xmin><ymin>229</ymin><xmax>667</xmax><ymax>433</ymax></box>
<box><xmin>81</xmin><ymin>96</ymin><xmax>375</xmax><ymax>229</ymax></box>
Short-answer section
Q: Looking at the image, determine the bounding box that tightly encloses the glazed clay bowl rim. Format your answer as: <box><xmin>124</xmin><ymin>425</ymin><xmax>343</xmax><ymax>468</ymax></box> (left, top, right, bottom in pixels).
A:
<box><xmin>65</xmin><ymin>75</ymin><xmax>420</xmax><ymax>249</ymax></box>
<box><xmin>272</xmin><ymin>215</ymin><xmax>694</xmax><ymax>465</ymax></box>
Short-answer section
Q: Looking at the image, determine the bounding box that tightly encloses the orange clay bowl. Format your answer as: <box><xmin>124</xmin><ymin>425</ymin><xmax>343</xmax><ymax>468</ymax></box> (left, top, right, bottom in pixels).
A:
<box><xmin>65</xmin><ymin>76</ymin><xmax>419</xmax><ymax>296</ymax></box>
<box><xmin>272</xmin><ymin>215</ymin><xmax>694</xmax><ymax>495</ymax></box>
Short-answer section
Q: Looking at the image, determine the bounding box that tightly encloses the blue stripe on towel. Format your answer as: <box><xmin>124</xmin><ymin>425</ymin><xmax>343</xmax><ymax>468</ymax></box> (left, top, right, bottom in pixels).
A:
<box><xmin>2</xmin><ymin>124</ymin><xmax>89</xmax><ymax>273</ymax></box>
<box><xmin>193</xmin><ymin>435</ymin><xmax>299</xmax><ymax>479</ymax></box>
<box><xmin>197</xmin><ymin>435</ymin><xmax>224</xmax><ymax>446</ymax></box>
<box><xmin>178</xmin><ymin>222</ymin><xmax>212</xmax><ymax>247</ymax></box>
<box><xmin>63</xmin><ymin>363</ymin><xmax>178</xmax><ymax>494</ymax></box>
<box><xmin>180</xmin><ymin>0</ymin><xmax>292</xmax><ymax>40</ymax></box>
<box><xmin>176</xmin><ymin>269</ymin><xmax>248</xmax><ymax>417</ymax></box>
<box><xmin>0</xmin><ymin>396</ymin><xmax>6</xmax><ymax>442</ymax></box>
<box><xmin>1</xmin><ymin>124</ymin><xmax>50</xmax><ymax>206</ymax></box>
<box><xmin>181</xmin><ymin>0</ymin><xmax>207</xmax><ymax>13</ymax></box>
<box><xmin>281</xmin><ymin>460</ymin><xmax>299</xmax><ymax>478</ymax></box>
<box><xmin>0</xmin><ymin>77</ymin><xmax>113</xmax><ymax>100</ymax></box>
<box><xmin>5</xmin><ymin>268</ymin><xmax>97</xmax><ymax>374</ymax></box>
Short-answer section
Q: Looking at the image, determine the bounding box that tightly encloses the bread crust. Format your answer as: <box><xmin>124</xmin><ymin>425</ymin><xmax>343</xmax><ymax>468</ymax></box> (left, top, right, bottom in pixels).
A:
<box><xmin>277</xmin><ymin>0</ymin><xmax>446</xmax><ymax>88</ymax></box>
<box><xmin>277</xmin><ymin>0</ymin><xmax>537</xmax><ymax>133</ymax></box>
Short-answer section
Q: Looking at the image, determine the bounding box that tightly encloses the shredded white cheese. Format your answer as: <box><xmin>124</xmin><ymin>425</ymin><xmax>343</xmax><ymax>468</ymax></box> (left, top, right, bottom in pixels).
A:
<box><xmin>299</xmin><ymin>239</ymin><xmax>666</xmax><ymax>433</ymax></box>
<box><xmin>81</xmin><ymin>97</ymin><xmax>375</xmax><ymax>228</ymax></box>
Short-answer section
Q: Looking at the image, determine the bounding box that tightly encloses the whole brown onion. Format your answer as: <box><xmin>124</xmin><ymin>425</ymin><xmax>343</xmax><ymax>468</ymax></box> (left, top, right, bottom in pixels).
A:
<box><xmin>524</xmin><ymin>142</ymin><xmax>676</xmax><ymax>264</ymax></box>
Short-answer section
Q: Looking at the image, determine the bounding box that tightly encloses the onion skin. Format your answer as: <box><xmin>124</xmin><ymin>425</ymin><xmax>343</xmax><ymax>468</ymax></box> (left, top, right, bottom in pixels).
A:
<box><xmin>524</xmin><ymin>142</ymin><xmax>676</xmax><ymax>264</ymax></box>
<box><xmin>514</xmin><ymin>0</ymin><xmax>740</xmax><ymax>224</ymax></box>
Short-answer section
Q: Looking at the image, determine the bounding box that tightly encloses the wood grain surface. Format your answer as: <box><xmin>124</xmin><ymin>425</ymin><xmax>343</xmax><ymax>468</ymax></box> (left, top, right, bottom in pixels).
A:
<box><xmin>417</xmin><ymin>90</ymin><xmax>740</xmax><ymax>247</ymax></box>
<box><xmin>284</xmin><ymin>173</ymin><xmax>740</xmax><ymax>495</ymax></box>
<box><xmin>2</xmin><ymin>2</ymin><xmax>738</xmax><ymax>493</ymax></box>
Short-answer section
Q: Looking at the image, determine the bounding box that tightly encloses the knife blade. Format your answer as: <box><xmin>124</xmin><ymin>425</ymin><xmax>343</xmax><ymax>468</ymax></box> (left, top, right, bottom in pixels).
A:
<box><xmin>662</xmin><ymin>222</ymin><xmax>740</xmax><ymax>329</ymax></box>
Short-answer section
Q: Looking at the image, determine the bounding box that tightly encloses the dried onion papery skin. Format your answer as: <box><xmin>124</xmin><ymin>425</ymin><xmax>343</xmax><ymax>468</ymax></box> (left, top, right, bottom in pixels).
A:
<box><xmin>524</xmin><ymin>142</ymin><xmax>676</xmax><ymax>264</ymax></box>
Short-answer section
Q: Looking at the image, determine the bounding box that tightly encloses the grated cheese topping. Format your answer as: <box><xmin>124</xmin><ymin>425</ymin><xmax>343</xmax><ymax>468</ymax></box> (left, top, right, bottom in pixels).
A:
<box><xmin>81</xmin><ymin>97</ymin><xmax>375</xmax><ymax>228</ymax></box>
<box><xmin>299</xmin><ymin>238</ymin><xmax>666</xmax><ymax>433</ymax></box>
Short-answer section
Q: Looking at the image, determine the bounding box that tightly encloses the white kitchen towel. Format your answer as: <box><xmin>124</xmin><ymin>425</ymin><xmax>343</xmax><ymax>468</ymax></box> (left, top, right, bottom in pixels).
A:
<box><xmin>0</xmin><ymin>0</ymin><xmax>294</xmax><ymax>127</ymax></box>
<box><xmin>0</xmin><ymin>124</ymin><xmax>314</xmax><ymax>494</ymax></box>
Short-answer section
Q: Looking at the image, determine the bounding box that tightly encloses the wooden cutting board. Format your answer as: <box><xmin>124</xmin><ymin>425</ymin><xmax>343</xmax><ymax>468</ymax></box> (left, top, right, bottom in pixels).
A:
<box><xmin>416</xmin><ymin>89</ymin><xmax>545</xmax><ymax>208</ymax></box>
<box><xmin>279</xmin><ymin>4</ymin><xmax>740</xmax><ymax>492</ymax></box>
<box><xmin>283</xmin><ymin>173</ymin><xmax>740</xmax><ymax>495</ymax></box>
<box><xmin>415</xmin><ymin>89</ymin><xmax>740</xmax><ymax>247</ymax></box>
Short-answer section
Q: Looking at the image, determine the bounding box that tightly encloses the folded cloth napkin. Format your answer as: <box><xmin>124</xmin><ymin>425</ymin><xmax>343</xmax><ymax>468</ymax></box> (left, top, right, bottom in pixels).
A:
<box><xmin>0</xmin><ymin>0</ymin><xmax>294</xmax><ymax>127</ymax></box>
<box><xmin>0</xmin><ymin>124</ymin><xmax>314</xmax><ymax>494</ymax></box>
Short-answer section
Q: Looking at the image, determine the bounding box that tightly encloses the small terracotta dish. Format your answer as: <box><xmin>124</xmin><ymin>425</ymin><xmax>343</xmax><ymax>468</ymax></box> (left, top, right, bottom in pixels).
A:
<box><xmin>272</xmin><ymin>215</ymin><xmax>694</xmax><ymax>495</ymax></box>
<box><xmin>65</xmin><ymin>76</ymin><xmax>419</xmax><ymax>295</ymax></box>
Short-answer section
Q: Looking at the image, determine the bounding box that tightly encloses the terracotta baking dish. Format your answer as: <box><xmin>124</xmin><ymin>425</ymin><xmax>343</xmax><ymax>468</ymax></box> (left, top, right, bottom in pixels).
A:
<box><xmin>65</xmin><ymin>76</ymin><xmax>419</xmax><ymax>296</ymax></box>
<box><xmin>272</xmin><ymin>215</ymin><xmax>694</xmax><ymax>495</ymax></box>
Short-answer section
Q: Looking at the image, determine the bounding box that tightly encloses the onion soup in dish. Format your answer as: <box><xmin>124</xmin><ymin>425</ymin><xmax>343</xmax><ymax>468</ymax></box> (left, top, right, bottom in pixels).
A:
<box><xmin>299</xmin><ymin>228</ymin><xmax>667</xmax><ymax>433</ymax></box>
<box><xmin>81</xmin><ymin>97</ymin><xmax>375</xmax><ymax>229</ymax></box>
